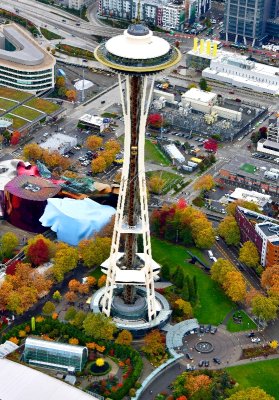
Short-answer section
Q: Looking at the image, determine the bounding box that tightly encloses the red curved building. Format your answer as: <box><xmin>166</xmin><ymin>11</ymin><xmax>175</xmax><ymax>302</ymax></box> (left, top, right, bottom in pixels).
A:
<box><xmin>4</xmin><ymin>175</ymin><xmax>60</xmax><ymax>233</ymax></box>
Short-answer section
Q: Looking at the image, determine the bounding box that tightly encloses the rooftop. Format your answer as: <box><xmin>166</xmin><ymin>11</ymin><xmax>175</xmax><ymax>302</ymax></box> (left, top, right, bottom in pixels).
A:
<box><xmin>25</xmin><ymin>337</ymin><xmax>87</xmax><ymax>355</ymax></box>
<box><xmin>0</xmin><ymin>23</ymin><xmax>55</xmax><ymax>71</ymax></box>
<box><xmin>182</xmin><ymin>87</ymin><xmax>217</xmax><ymax>103</ymax></box>
<box><xmin>4</xmin><ymin>175</ymin><xmax>60</xmax><ymax>201</ymax></box>
<box><xmin>0</xmin><ymin>358</ymin><xmax>97</xmax><ymax>400</ymax></box>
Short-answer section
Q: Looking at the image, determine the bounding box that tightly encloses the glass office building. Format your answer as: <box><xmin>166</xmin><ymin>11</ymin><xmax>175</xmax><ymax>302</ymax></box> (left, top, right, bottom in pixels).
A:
<box><xmin>23</xmin><ymin>338</ymin><xmax>88</xmax><ymax>372</ymax></box>
<box><xmin>224</xmin><ymin>0</ymin><xmax>271</xmax><ymax>45</ymax></box>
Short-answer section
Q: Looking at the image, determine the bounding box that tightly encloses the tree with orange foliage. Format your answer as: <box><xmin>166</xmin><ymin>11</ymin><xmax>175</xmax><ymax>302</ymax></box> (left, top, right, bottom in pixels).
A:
<box><xmin>185</xmin><ymin>374</ymin><xmax>212</xmax><ymax>397</ymax></box>
<box><xmin>98</xmin><ymin>275</ymin><xmax>107</xmax><ymax>288</ymax></box>
<box><xmin>86</xmin><ymin>135</ymin><xmax>103</xmax><ymax>151</ymax></box>
<box><xmin>245</xmin><ymin>288</ymin><xmax>261</xmax><ymax>307</ymax></box>
<box><xmin>68</xmin><ymin>279</ymin><xmax>80</xmax><ymax>292</ymax></box>
<box><xmin>194</xmin><ymin>174</ymin><xmax>215</xmax><ymax>192</ymax></box>
<box><xmin>142</xmin><ymin>330</ymin><xmax>166</xmax><ymax>357</ymax></box>
<box><xmin>105</xmin><ymin>139</ymin><xmax>121</xmax><ymax>153</ymax></box>
<box><xmin>102</xmin><ymin>149</ymin><xmax>116</xmax><ymax>168</ymax></box>
<box><xmin>261</xmin><ymin>265</ymin><xmax>279</xmax><ymax>289</ymax></box>
<box><xmin>86</xmin><ymin>276</ymin><xmax>96</xmax><ymax>287</ymax></box>
<box><xmin>91</xmin><ymin>156</ymin><xmax>106</xmax><ymax>173</ymax></box>
<box><xmin>55</xmin><ymin>76</ymin><xmax>66</xmax><ymax>88</ymax></box>
<box><xmin>65</xmin><ymin>291</ymin><xmax>77</xmax><ymax>304</ymax></box>
<box><xmin>69</xmin><ymin>338</ymin><xmax>79</xmax><ymax>345</ymax></box>
<box><xmin>78</xmin><ymin>283</ymin><xmax>89</xmax><ymax>295</ymax></box>
<box><xmin>10</xmin><ymin>131</ymin><xmax>21</xmax><ymax>146</ymax></box>
<box><xmin>65</xmin><ymin>89</ymin><xmax>77</xmax><ymax>102</ymax></box>
<box><xmin>223</xmin><ymin>270</ymin><xmax>246</xmax><ymax>302</ymax></box>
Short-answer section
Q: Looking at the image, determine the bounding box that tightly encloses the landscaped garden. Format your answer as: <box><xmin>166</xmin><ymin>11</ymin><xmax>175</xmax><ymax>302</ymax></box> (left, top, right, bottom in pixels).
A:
<box><xmin>40</xmin><ymin>27</ymin><xmax>63</xmax><ymax>40</ymax></box>
<box><xmin>5</xmin><ymin>114</ymin><xmax>29</xmax><ymax>129</ymax></box>
<box><xmin>0</xmin><ymin>98</ymin><xmax>18</xmax><ymax>111</ymax></box>
<box><xmin>25</xmin><ymin>98</ymin><xmax>60</xmax><ymax>114</ymax></box>
<box><xmin>11</xmin><ymin>106</ymin><xmax>43</xmax><ymax>121</ymax></box>
<box><xmin>56</xmin><ymin>44</ymin><xmax>95</xmax><ymax>60</ymax></box>
<box><xmin>0</xmin><ymin>87</ymin><xmax>32</xmax><ymax>102</ymax></box>
<box><xmin>147</xmin><ymin>170</ymin><xmax>185</xmax><ymax>194</ymax></box>
<box><xmin>226</xmin><ymin>310</ymin><xmax>257</xmax><ymax>332</ymax></box>
<box><xmin>227</xmin><ymin>359</ymin><xmax>279</xmax><ymax>399</ymax></box>
<box><xmin>151</xmin><ymin>238</ymin><xmax>235</xmax><ymax>325</ymax></box>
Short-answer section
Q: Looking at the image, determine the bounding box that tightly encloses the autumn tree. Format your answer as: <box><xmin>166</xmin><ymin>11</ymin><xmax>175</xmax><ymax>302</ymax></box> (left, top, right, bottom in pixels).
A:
<box><xmin>65</xmin><ymin>291</ymin><xmax>78</xmax><ymax>304</ymax></box>
<box><xmin>65</xmin><ymin>89</ymin><xmax>77</xmax><ymax>102</ymax></box>
<box><xmin>239</xmin><ymin>241</ymin><xmax>260</xmax><ymax>268</ymax></box>
<box><xmin>185</xmin><ymin>374</ymin><xmax>212</xmax><ymax>397</ymax></box>
<box><xmin>52</xmin><ymin>243</ymin><xmax>79</xmax><ymax>282</ymax></box>
<box><xmin>251</xmin><ymin>294</ymin><xmax>277</xmax><ymax>321</ymax></box>
<box><xmin>148</xmin><ymin>174</ymin><xmax>166</xmax><ymax>194</ymax></box>
<box><xmin>218</xmin><ymin>216</ymin><xmax>240</xmax><ymax>245</ymax></box>
<box><xmin>22</xmin><ymin>143</ymin><xmax>43</xmax><ymax>162</ymax></box>
<box><xmin>223</xmin><ymin>270</ymin><xmax>247</xmax><ymax>302</ymax></box>
<box><xmin>86</xmin><ymin>276</ymin><xmax>97</xmax><ymax>287</ymax></box>
<box><xmin>191</xmin><ymin>216</ymin><xmax>215</xmax><ymax>249</ymax></box>
<box><xmin>142</xmin><ymin>330</ymin><xmax>166</xmax><ymax>357</ymax></box>
<box><xmin>245</xmin><ymin>288</ymin><xmax>261</xmax><ymax>307</ymax></box>
<box><xmin>25</xmin><ymin>234</ymin><xmax>55</xmax><ymax>260</ymax></box>
<box><xmin>82</xmin><ymin>313</ymin><xmax>117</xmax><ymax>340</ymax></box>
<box><xmin>194</xmin><ymin>174</ymin><xmax>215</xmax><ymax>192</ymax></box>
<box><xmin>211</xmin><ymin>258</ymin><xmax>234</xmax><ymax>285</ymax></box>
<box><xmin>98</xmin><ymin>275</ymin><xmax>107</xmax><ymax>288</ymax></box>
<box><xmin>78</xmin><ymin>283</ymin><xmax>89</xmax><ymax>295</ymax></box>
<box><xmin>64</xmin><ymin>306</ymin><xmax>77</xmax><ymax>321</ymax></box>
<box><xmin>226</xmin><ymin>387</ymin><xmax>275</xmax><ymax>400</ymax></box>
<box><xmin>86</xmin><ymin>135</ymin><xmax>103</xmax><ymax>151</ymax></box>
<box><xmin>72</xmin><ymin>310</ymin><xmax>87</xmax><ymax>327</ymax></box>
<box><xmin>105</xmin><ymin>139</ymin><xmax>121</xmax><ymax>153</ymax></box>
<box><xmin>91</xmin><ymin>156</ymin><xmax>106</xmax><ymax>173</ymax></box>
<box><xmin>174</xmin><ymin>299</ymin><xmax>193</xmax><ymax>318</ymax></box>
<box><xmin>42</xmin><ymin>301</ymin><xmax>56</xmax><ymax>315</ymax></box>
<box><xmin>226</xmin><ymin>200</ymin><xmax>261</xmax><ymax>216</ymax></box>
<box><xmin>0</xmin><ymin>232</ymin><xmax>19</xmax><ymax>259</ymax></box>
<box><xmin>261</xmin><ymin>265</ymin><xmax>279</xmax><ymax>289</ymax></box>
<box><xmin>52</xmin><ymin>290</ymin><xmax>62</xmax><ymax>302</ymax></box>
<box><xmin>102</xmin><ymin>149</ymin><xmax>116</xmax><ymax>168</ymax></box>
<box><xmin>78</xmin><ymin>236</ymin><xmax>111</xmax><ymax>268</ymax></box>
<box><xmin>56</xmin><ymin>76</ymin><xmax>66</xmax><ymax>88</ymax></box>
<box><xmin>115</xmin><ymin>329</ymin><xmax>133</xmax><ymax>346</ymax></box>
<box><xmin>68</xmin><ymin>279</ymin><xmax>80</xmax><ymax>292</ymax></box>
<box><xmin>10</xmin><ymin>131</ymin><xmax>21</xmax><ymax>146</ymax></box>
<box><xmin>26</xmin><ymin>238</ymin><xmax>50</xmax><ymax>266</ymax></box>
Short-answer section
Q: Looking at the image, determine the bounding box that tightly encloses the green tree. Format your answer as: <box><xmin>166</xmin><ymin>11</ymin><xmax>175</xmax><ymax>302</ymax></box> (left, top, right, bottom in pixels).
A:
<box><xmin>188</xmin><ymin>276</ymin><xmax>196</xmax><ymax>303</ymax></box>
<box><xmin>251</xmin><ymin>294</ymin><xmax>277</xmax><ymax>322</ymax></box>
<box><xmin>181</xmin><ymin>276</ymin><xmax>189</xmax><ymax>301</ymax></box>
<box><xmin>226</xmin><ymin>387</ymin><xmax>275</xmax><ymax>400</ymax></box>
<box><xmin>83</xmin><ymin>313</ymin><xmax>117</xmax><ymax>340</ymax></box>
<box><xmin>199</xmin><ymin>78</ymin><xmax>208</xmax><ymax>91</ymax></box>
<box><xmin>239</xmin><ymin>241</ymin><xmax>260</xmax><ymax>268</ymax></box>
<box><xmin>160</xmin><ymin>263</ymin><xmax>170</xmax><ymax>280</ymax></box>
<box><xmin>218</xmin><ymin>216</ymin><xmax>240</xmax><ymax>245</ymax></box>
<box><xmin>72</xmin><ymin>310</ymin><xmax>87</xmax><ymax>327</ymax></box>
<box><xmin>64</xmin><ymin>306</ymin><xmax>77</xmax><ymax>321</ymax></box>
<box><xmin>78</xmin><ymin>237</ymin><xmax>111</xmax><ymax>268</ymax></box>
<box><xmin>0</xmin><ymin>232</ymin><xmax>19</xmax><ymax>259</ymax></box>
<box><xmin>52</xmin><ymin>290</ymin><xmax>62</xmax><ymax>302</ymax></box>
<box><xmin>42</xmin><ymin>301</ymin><xmax>55</xmax><ymax>315</ymax></box>
<box><xmin>174</xmin><ymin>266</ymin><xmax>184</xmax><ymax>289</ymax></box>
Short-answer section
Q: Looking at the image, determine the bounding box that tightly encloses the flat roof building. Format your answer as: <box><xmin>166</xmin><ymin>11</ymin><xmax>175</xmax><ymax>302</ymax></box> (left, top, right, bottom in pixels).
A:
<box><xmin>227</xmin><ymin>188</ymin><xmax>272</xmax><ymax>210</ymax></box>
<box><xmin>0</xmin><ymin>23</ymin><xmax>55</xmax><ymax>93</ymax></box>
<box><xmin>23</xmin><ymin>337</ymin><xmax>88</xmax><ymax>372</ymax></box>
<box><xmin>40</xmin><ymin>133</ymin><xmax>77</xmax><ymax>155</ymax></box>
<box><xmin>164</xmin><ymin>143</ymin><xmax>185</xmax><ymax>163</ymax></box>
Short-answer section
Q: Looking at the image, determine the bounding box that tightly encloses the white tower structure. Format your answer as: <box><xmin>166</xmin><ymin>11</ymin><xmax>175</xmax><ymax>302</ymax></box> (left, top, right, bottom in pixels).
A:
<box><xmin>94</xmin><ymin>24</ymin><xmax>180</xmax><ymax>324</ymax></box>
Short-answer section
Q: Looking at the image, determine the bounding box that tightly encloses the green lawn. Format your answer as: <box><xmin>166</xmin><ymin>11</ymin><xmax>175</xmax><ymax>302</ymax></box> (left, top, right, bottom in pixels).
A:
<box><xmin>240</xmin><ymin>163</ymin><xmax>256</xmax><ymax>174</ymax></box>
<box><xmin>90</xmin><ymin>266</ymin><xmax>103</xmax><ymax>280</ymax></box>
<box><xmin>145</xmin><ymin>140</ymin><xmax>170</xmax><ymax>165</ymax></box>
<box><xmin>41</xmin><ymin>27</ymin><xmax>63</xmax><ymax>40</ymax></box>
<box><xmin>227</xmin><ymin>359</ymin><xmax>279</xmax><ymax>399</ymax></box>
<box><xmin>25</xmin><ymin>98</ymin><xmax>60</xmax><ymax>114</ymax></box>
<box><xmin>0</xmin><ymin>98</ymin><xmax>18</xmax><ymax>111</ymax></box>
<box><xmin>227</xmin><ymin>310</ymin><xmax>257</xmax><ymax>332</ymax></box>
<box><xmin>11</xmin><ymin>106</ymin><xmax>43</xmax><ymax>121</ymax></box>
<box><xmin>5</xmin><ymin>114</ymin><xmax>28</xmax><ymax>129</ymax></box>
<box><xmin>151</xmin><ymin>238</ymin><xmax>235</xmax><ymax>324</ymax></box>
<box><xmin>0</xmin><ymin>87</ymin><xmax>31</xmax><ymax>102</ymax></box>
<box><xmin>147</xmin><ymin>170</ymin><xmax>184</xmax><ymax>194</ymax></box>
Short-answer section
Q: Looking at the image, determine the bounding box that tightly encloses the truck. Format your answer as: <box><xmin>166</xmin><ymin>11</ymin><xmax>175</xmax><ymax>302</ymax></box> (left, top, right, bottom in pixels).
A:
<box><xmin>188</xmin><ymin>161</ymin><xmax>198</xmax><ymax>168</ymax></box>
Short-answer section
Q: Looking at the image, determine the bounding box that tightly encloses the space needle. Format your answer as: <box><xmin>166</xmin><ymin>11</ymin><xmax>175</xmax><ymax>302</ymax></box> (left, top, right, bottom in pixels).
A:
<box><xmin>92</xmin><ymin>23</ymin><xmax>181</xmax><ymax>334</ymax></box>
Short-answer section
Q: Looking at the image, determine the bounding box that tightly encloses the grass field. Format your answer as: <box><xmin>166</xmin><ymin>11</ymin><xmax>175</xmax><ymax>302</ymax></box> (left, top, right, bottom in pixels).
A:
<box><xmin>147</xmin><ymin>170</ymin><xmax>184</xmax><ymax>194</ymax></box>
<box><xmin>227</xmin><ymin>359</ymin><xmax>279</xmax><ymax>399</ymax></box>
<box><xmin>5</xmin><ymin>114</ymin><xmax>28</xmax><ymax>129</ymax></box>
<box><xmin>151</xmin><ymin>238</ymin><xmax>235</xmax><ymax>324</ymax></box>
<box><xmin>25</xmin><ymin>98</ymin><xmax>60</xmax><ymax>114</ymax></box>
<box><xmin>240</xmin><ymin>163</ymin><xmax>257</xmax><ymax>174</ymax></box>
<box><xmin>227</xmin><ymin>310</ymin><xmax>257</xmax><ymax>332</ymax></box>
<box><xmin>145</xmin><ymin>140</ymin><xmax>170</xmax><ymax>165</ymax></box>
<box><xmin>0</xmin><ymin>87</ymin><xmax>31</xmax><ymax>102</ymax></box>
<box><xmin>40</xmin><ymin>27</ymin><xmax>63</xmax><ymax>40</ymax></box>
<box><xmin>11</xmin><ymin>106</ymin><xmax>43</xmax><ymax>121</ymax></box>
<box><xmin>0</xmin><ymin>98</ymin><xmax>18</xmax><ymax>111</ymax></box>
<box><xmin>90</xmin><ymin>266</ymin><xmax>103</xmax><ymax>280</ymax></box>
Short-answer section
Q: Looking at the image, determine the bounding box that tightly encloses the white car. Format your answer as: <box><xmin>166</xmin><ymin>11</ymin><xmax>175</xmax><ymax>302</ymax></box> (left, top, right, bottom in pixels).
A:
<box><xmin>251</xmin><ymin>337</ymin><xmax>261</xmax><ymax>343</ymax></box>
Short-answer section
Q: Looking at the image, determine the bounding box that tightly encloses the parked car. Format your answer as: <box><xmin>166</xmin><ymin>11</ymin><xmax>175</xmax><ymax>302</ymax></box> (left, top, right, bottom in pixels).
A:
<box><xmin>185</xmin><ymin>353</ymin><xmax>193</xmax><ymax>360</ymax></box>
<box><xmin>210</xmin><ymin>327</ymin><xmax>217</xmax><ymax>334</ymax></box>
<box><xmin>205</xmin><ymin>324</ymin><xmax>211</xmax><ymax>333</ymax></box>
<box><xmin>198</xmin><ymin>360</ymin><xmax>204</xmax><ymax>367</ymax></box>
<box><xmin>247</xmin><ymin>332</ymin><xmax>255</xmax><ymax>338</ymax></box>
<box><xmin>199</xmin><ymin>325</ymin><xmax>204</xmax><ymax>333</ymax></box>
<box><xmin>204</xmin><ymin>360</ymin><xmax>209</xmax><ymax>367</ymax></box>
<box><xmin>251</xmin><ymin>337</ymin><xmax>261</xmax><ymax>343</ymax></box>
<box><xmin>213</xmin><ymin>357</ymin><xmax>221</xmax><ymax>364</ymax></box>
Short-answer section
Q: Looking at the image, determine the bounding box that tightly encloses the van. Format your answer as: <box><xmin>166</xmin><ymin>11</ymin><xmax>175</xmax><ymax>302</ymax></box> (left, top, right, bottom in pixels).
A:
<box><xmin>211</xmin><ymin>257</ymin><xmax>217</xmax><ymax>262</ymax></box>
<box><xmin>208</xmin><ymin>250</ymin><xmax>213</xmax><ymax>259</ymax></box>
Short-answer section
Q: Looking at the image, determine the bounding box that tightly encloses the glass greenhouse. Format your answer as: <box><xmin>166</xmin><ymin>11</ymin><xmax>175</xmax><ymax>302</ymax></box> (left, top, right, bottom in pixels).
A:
<box><xmin>23</xmin><ymin>338</ymin><xmax>88</xmax><ymax>372</ymax></box>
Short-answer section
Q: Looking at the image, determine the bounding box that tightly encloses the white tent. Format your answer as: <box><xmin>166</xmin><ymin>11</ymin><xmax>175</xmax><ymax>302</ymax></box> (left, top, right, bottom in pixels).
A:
<box><xmin>74</xmin><ymin>79</ymin><xmax>94</xmax><ymax>91</ymax></box>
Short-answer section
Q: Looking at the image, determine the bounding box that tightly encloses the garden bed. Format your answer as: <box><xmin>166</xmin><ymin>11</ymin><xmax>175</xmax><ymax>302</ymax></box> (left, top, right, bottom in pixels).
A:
<box><xmin>25</xmin><ymin>98</ymin><xmax>60</xmax><ymax>114</ymax></box>
<box><xmin>0</xmin><ymin>87</ymin><xmax>32</xmax><ymax>102</ymax></box>
<box><xmin>89</xmin><ymin>360</ymin><xmax>111</xmax><ymax>376</ymax></box>
<box><xmin>56</xmin><ymin>44</ymin><xmax>95</xmax><ymax>60</ymax></box>
<box><xmin>241</xmin><ymin>345</ymin><xmax>277</xmax><ymax>359</ymax></box>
